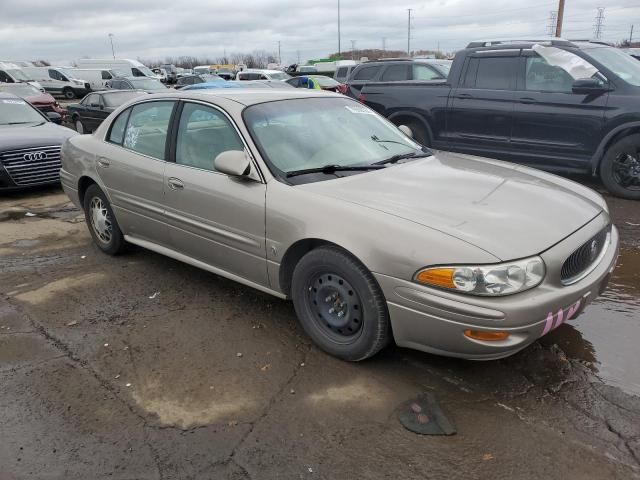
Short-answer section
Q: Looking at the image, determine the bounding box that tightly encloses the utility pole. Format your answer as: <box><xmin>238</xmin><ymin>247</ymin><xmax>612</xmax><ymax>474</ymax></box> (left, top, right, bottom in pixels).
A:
<box><xmin>337</xmin><ymin>0</ymin><xmax>341</xmax><ymax>57</ymax></box>
<box><xmin>555</xmin><ymin>0</ymin><xmax>565</xmax><ymax>37</ymax></box>
<box><xmin>593</xmin><ymin>8</ymin><xmax>605</xmax><ymax>40</ymax></box>
<box><xmin>382</xmin><ymin>37</ymin><xmax>386</xmax><ymax>52</ymax></box>
<box><xmin>351</xmin><ymin>40</ymin><xmax>356</xmax><ymax>61</ymax></box>
<box><xmin>108</xmin><ymin>33</ymin><xmax>115</xmax><ymax>59</ymax></box>
<box><xmin>547</xmin><ymin>11</ymin><xmax>557</xmax><ymax>37</ymax></box>
<box><xmin>407</xmin><ymin>9</ymin><xmax>413</xmax><ymax>56</ymax></box>
<box><xmin>278</xmin><ymin>41</ymin><xmax>281</xmax><ymax>65</ymax></box>
<box><xmin>629</xmin><ymin>24</ymin><xmax>634</xmax><ymax>44</ymax></box>
<box><xmin>297</xmin><ymin>50</ymin><xmax>301</xmax><ymax>64</ymax></box>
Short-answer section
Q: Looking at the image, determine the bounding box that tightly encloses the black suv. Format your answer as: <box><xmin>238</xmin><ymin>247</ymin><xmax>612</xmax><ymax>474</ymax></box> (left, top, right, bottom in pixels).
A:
<box><xmin>358</xmin><ymin>39</ymin><xmax>640</xmax><ymax>199</ymax></box>
<box><xmin>346</xmin><ymin>58</ymin><xmax>451</xmax><ymax>98</ymax></box>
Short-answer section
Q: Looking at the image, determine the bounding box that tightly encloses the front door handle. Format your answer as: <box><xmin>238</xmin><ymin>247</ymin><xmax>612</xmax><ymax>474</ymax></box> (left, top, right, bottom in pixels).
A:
<box><xmin>97</xmin><ymin>158</ymin><xmax>110</xmax><ymax>168</ymax></box>
<box><xmin>457</xmin><ymin>93</ymin><xmax>473</xmax><ymax>99</ymax></box>
<box><xmin>167</xmin><ymin>177</ymin><xmax>184</xmax><ymax>190</ymax></box>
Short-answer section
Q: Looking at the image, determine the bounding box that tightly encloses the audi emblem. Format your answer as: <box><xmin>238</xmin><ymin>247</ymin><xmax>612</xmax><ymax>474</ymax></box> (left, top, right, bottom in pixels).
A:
<box><xmin>23</xmin><ymin>151</ymin><xmax>47</xmax><ymax>161</ymax></box>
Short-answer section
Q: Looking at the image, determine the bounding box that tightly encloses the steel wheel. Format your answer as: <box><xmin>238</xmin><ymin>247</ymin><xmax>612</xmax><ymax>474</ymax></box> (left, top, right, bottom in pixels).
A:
<box><xmin>75</xmin><ymin>119</ymin><xmax>84</xmax><ymax>134</ymax></box>
<box><xmin>306</xmin><ymin>272</ymin><xmax>364</xmax><ymax>343</ymax></box>
<box><xmin>612</xmin><ymin>151</ymin><xmax>640</xmax><ymax>191</ymax></box>
<box><xmin>89</xmin><ymin>196</ymin><xmax>112</xmax><ymax>244</ymax></box>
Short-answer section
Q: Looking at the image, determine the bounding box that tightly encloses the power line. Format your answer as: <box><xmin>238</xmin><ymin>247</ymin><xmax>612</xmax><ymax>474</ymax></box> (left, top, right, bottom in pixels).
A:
<box><xmin>593</xmin><ymin>7</ymin><xmax>605</xmax><ymax>40</ymax></box>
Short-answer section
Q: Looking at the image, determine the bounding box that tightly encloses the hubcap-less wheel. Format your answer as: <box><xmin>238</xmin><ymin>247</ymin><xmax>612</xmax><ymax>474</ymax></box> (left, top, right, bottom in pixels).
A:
<box><xmin>64</xmin><ymin>89</ymin><xmax>75</xmax><ymax>99</ymax></box>
<box><xmin>306</xmin><ymin>273</ymin><xmax>363</xmax><ymax>342</ymax></box>
<box><xmin>75</xmin><ymin>120</ymin><xmax>84</xmax><ymax>134</ymax></box>
<box><xmin>89</xmin><ymin>196</ymin><xmax>112</xmax><ymax>244</ymax></box>
<box><xmin>612</xmin><ymin>151</ymin><xmax>640</xmax><ymax>191</ymax></box>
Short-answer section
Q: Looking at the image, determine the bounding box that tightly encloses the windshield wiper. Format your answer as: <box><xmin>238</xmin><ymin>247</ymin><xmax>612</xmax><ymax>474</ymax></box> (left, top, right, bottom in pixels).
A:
<box><xmin>371</xmin><ymin>135</ymin><xmax>410</xmax><ymax>147</ymax></box>
<box><xmin>286</xmin><ymin>164</ymin><xmax>385</xmax><ymax>178</ymax></box>
<box><xmin>374</xmin><ymin>152</ymin><xmax>431</xmax><ymax>165</ymax></box>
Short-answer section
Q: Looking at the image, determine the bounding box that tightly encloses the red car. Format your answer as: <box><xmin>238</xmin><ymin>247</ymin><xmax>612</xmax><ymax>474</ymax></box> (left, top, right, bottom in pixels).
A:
<box><xmin>0</xmin><ymin>82</ymin><xmax>67</xmax><ymax>123</ymax></box>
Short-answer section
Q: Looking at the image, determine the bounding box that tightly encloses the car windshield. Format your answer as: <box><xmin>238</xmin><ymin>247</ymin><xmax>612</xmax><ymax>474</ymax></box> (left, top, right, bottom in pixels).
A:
<box><xmin>103</xmin><ymin>91</ymin><xmax>145</xmax><ymax>107</ymax></box>
<box><xmin>268</xmin><ymin>72</ymin><xmax>291</xmax><ymax>80</ymax></box>
<box><xmin>585</xmin><ymin>46</ymin><xmax>640</xmax><ymax>86</ymax></box>
<box><xmin>0</xmin><ymin>84</ymin><xmax>41</xmax><ymax>96</ymax></box>
<box><xmin>7</xmin><ymin>69</ymin><xmax>30</xmax><ymax>81</ymax></box>
<box><xmin>0</xmin><ymin>98</ymin><xmax>45</xmax><ymax>125</ymax></box>
<box><xmin>130</xmin><ymin>78</ymin><xmax>165</xmax><ymax>90</ymax></box>
<box><xmin>244</xmin><ymin>97</ymin><xmax>427</xmax><ymax>179</ymax></box>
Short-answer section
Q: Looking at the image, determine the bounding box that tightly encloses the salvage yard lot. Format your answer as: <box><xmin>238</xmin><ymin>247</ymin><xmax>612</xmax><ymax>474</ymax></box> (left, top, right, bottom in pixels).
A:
<box><xmin>1</xmin><ymin>186</ymin><xmax>640</xmax><ymax>480</ymax></box>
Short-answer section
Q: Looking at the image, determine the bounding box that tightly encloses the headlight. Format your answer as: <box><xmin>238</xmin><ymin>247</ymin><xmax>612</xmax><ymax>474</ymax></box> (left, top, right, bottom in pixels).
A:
<box><xmin>414</xmin><ymin>256</ymin><xmax>545</xmax><ymax>296</ymax></box>
<box><xmin>73</xmin><ymin>79</ymin><xmax>83</xmax><ymax>85</ymax></box>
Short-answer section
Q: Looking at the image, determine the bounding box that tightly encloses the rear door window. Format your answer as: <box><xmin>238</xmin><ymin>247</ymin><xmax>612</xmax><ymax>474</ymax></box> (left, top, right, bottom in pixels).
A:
<box><xmin>469</xmin><ymin>56</ymin><xmax>518</xmax><ymax>90</ymax></box>
<box><xmin>412</xmin><ymin>64</ymin><xmax>443</xmax><ymax>80</ymax></box>
<box><xmin>122</xmin><ymin>101</ymin><xmax>175</xmax><ymax>160</ymax></box>
<box><xmin>353</xmin><ymin>65</ymin><xmax>381</xmax><ymax>81</ymax></box>
<box><xmin>381</xmin><ymin>64</ymin><xmax>410</xmax><ymax>81</ymax></box>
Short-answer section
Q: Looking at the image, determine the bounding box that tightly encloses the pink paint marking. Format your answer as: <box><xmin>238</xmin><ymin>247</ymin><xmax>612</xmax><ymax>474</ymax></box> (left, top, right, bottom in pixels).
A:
<box><xmin>542</xmin><ymin>311</ymin><xmax>555</xmax><ymax>336</ymax></box>
<box><xmin>553</xmin><ymin>308</ymin><xmax>565</xmax><ymax>329</ymax></box>
<box><xmin>565</xmin><ymin>300</ymin><xmax>581</xmax><ymax>321</ymax></box>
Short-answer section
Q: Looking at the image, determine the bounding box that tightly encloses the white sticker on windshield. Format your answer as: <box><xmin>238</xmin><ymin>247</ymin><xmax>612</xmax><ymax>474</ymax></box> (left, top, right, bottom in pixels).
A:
<box><xmin>1</xmin><ymin>99</ymin><xmax>26</xmax><ymax>105</ymax></box>
<box><xmin>345</xmin><ymin>105</ymin><xmax>376</xmax><ymax>115</ymax></box>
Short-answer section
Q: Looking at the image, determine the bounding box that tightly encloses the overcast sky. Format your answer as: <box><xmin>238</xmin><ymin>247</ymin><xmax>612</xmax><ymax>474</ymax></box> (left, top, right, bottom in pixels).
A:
<box><xmin>0</xmin><ymin>0</ymin><xmax>638</xmax><ymax>66</ymax></box>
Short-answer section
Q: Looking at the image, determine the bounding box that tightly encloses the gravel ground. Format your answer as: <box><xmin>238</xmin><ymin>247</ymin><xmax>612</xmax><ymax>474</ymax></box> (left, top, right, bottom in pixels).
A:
<box><xmin>1</xmin><ymin>182</ymin><xmax>639</xmax><ymax>480</ymax></box>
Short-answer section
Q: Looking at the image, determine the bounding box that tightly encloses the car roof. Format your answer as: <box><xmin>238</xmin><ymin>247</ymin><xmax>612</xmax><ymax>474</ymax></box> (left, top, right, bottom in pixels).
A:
<box><xmin>146</xmin><ymin>88</ymin><xmax>337</xmax><ymax>106</ymax></box>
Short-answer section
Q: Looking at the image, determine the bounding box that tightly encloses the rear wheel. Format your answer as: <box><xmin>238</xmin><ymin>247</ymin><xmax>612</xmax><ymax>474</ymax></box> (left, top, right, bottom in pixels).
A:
<box><xmin>83</xmin><ymin>184</ymin><xmax>126</xmax><ymax>255</ymax></box>
<box><xmin>600</xmin><ymin>134</ymin><xmax>640</xmax><ymax>200</ymax></box>
<box><xmin>63</xmin><ymin>87</ymin><xmax>76</xmax><ymax>99</ymax></box>
<box><xmin>291</xmin><ymin>246</ymin><xmax>390</xmax><ymax>361</ymax></box>
<box><xmin>393</xmin><ymin>118</ymin><xmax>430</xmax><ymax>147</ymax></box>
<box><xmin>75</xmin><ymin>118</ymin><xmax>86</xmax><ymax>134</ymax></box>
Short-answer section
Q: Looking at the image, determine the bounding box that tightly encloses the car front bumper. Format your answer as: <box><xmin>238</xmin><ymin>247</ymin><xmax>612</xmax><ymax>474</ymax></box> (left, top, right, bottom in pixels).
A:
<box><xmin>376</xmin><ymin>216</ymin><xmax>619</xmax><ymax>360</ymax></box>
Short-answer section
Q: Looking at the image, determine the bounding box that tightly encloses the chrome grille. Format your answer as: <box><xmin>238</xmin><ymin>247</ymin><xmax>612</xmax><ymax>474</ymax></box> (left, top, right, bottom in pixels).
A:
<box><xmin>0</xmin><ymin>145</ymin><xmax>62</xmax><ymax>186</ymax></box>
<box><xmin>561</xmin><ymin>226</ymin><xmax>610</xmax><ymax>285</ymax></box>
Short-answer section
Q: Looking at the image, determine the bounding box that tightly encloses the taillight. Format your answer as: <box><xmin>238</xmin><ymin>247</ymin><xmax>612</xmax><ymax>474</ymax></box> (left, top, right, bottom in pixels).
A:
<box><xmin>337</xmin><ymin>84</ymin><xmax>348</xmax><ymax>94</ymax></box>
<box><xmin>357</xmin><ymin>93</ymin><xmax>366</xmax><ymax>103</ymax></box>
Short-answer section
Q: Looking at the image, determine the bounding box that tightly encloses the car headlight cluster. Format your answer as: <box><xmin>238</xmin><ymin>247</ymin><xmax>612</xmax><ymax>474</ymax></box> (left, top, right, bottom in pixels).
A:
<box><xmin>414</xmin><ymin>256</ymin><xmax>545</xmax><ymax>296</ymax></box>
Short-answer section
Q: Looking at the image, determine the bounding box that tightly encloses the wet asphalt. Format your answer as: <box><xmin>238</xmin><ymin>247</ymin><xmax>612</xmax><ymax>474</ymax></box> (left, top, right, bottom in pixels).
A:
<box><xmin>1</xmin><ymin>182</ymin><xmax>639</xmax><ymax>480</ymax></box>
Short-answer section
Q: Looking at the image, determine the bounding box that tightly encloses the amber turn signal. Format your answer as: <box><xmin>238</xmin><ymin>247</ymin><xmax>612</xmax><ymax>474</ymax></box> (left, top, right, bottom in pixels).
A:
<box><xmin>415</xmin><ymin>268</ymin><xmax>455</xmax><ymax>289</ymax></box>
<box><xmin>464</xmin><ymin>330</ymin><xmax>510</xmax><ymax>342</ymax></box>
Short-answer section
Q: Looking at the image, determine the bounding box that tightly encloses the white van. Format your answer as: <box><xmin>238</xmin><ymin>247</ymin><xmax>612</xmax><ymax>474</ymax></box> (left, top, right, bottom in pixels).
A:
<box><xmin>61</xmin><ymin>68</ymin><xmax>116</xmax><ymax>91</ymax></box>
<box><xmin>76</xmin><ymin>59</ymin><xmax>161</xmax><ymax>80</ymax></box>
<box><xmin>21</xmin><ymin>67</ymin><xmax>91</xmax><ymax>99</ymax></box>
<box><xmin>0</xmin><ymin>62</ymin><xmax>43</xmax><ymax>91</ymax></box>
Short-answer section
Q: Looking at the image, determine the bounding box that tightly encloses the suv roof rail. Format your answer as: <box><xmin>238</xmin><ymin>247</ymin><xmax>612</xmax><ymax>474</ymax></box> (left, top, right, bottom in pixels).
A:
<box><xmin>567</xmin><ymin>38</ymin><xmax>615</xmax><ymax>46</ymax></box>
<box><xmin>364</xmin><ymin>57</ymin><xmax>413</xmax><ymax>63</ymax></box>
<box><xmin>467</xmin><ymin>37</ymin><xmax>575</xmax><ymax>48</ymax></box>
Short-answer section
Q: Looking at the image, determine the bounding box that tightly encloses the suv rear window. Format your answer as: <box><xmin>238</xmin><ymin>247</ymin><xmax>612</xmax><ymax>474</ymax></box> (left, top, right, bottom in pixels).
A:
<box><xmin>353</xmin><ymin>65</ymin><xmax>381</xmax><ymax>81</ymax></box>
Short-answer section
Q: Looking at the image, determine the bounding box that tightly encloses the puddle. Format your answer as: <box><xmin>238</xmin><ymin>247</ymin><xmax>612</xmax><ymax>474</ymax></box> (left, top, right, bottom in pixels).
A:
<box><xmin>543</xmin><ymin>246</ymin><xmax>640</xmax><ymax>397</ymax></box>
<box><xmin>0</xmin><ymin>206</ymin><xmax>82</xmax><ymax>223</ymax></box>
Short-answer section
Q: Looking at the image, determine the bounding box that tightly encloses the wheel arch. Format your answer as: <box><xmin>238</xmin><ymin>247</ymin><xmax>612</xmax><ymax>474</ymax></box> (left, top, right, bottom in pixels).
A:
<box><xmin>590</xmin><ymin>122</ymin><xmax>640</xmax><ymax>175</ymax></box>
<box><xmin>387</xmin><ymin>111</ymin><xmax>433</xmax><ymax>145</ymax></box>
<box><xmin>278</xmin><ymin>238</ymin><xmax>370</xmax><ymax>298</ymax></box>
<box><xmin>77</xmin><ymin>175</ymin><xmax>98</xmax><ymax>207</ymax></box>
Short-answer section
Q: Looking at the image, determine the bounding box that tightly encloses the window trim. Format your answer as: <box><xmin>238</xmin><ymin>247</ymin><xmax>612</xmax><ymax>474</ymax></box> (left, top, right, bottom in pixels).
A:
<box><xmin>168</xmin><ymin>100</ymin><xmax>266</xmax><ymax>182</ymax></box>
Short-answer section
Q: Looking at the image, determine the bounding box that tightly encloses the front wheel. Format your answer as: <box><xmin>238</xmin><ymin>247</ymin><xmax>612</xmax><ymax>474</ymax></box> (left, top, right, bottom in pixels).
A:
<box><xmin>75</xmin><ymin>118</ymin><xmax>87</xmax><ymax>134</ymax></box>
<box><xmin>600</xmin><ymin>133</ymin><xmax>640</xmax><ymax>200</ymax></box>
<box><xmin>83</xmin><ymin>184</ymin><xmax>126</xmax><ymax>255</ymax></box>
<box><xmin>291</xmin><ymin>246</ymin><xmax>390</xmax><ymax>361</ymax></box>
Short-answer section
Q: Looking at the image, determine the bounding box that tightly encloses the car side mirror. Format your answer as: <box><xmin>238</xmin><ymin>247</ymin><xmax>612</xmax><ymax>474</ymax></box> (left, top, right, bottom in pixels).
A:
<box><xmin>46</xmin><ymin>111</ymin><xmax>62</xmax><ymax>123</ymax></box>
<box><xmin>214</xmin><ymin>150</ymin><xmax>252</xmax><ymax>177</ymax></box>
<box><xmin>398</xmin><ymin>125</ymin><xmax>413</xmax><ymax>138</ymax></box>
<box><xmin>572</xmin><ymin>78</ymin><xmax>609</xmax><ymax>94</ymax></box>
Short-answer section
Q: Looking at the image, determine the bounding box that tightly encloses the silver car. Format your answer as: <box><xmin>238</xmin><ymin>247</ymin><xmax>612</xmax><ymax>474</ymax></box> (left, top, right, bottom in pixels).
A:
<box><xmin>60</xmin><ymin>90</ymin><xmax>619</xmax><ymax>361</ymax></box>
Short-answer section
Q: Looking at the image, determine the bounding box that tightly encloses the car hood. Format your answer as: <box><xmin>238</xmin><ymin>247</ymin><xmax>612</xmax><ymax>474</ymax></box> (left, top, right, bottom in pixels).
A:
<box><xmin>299</xmin><ymin>151</ymin><xmax>604</xmax><ymax>260</ymax></box>
<box><xmin>0</xmin><ymin>122</ymin><xmax>77</xmax><ymax>152</ymax></box>
<box><xmin>26</xmin><ymin>93</ymin><xmax>56</xmax><ymax>105</ymax></box>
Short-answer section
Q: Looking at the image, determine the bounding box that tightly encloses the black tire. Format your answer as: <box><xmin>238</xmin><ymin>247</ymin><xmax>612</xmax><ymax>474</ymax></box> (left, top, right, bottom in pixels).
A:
<box><xmin>291</xmin><ymin>246</ymin><xmax>390</xmax><ymax>361</ymax></box>
<box><xmin>599</xmin><ymin>133</ymin><xmax>640</xmax><ymax>200</ymax></box>
<box><xmin>63</xmin><ymin>88</ymin><xmax>76</xmax><ymax>99</ymax></box>
<box><xmin>83</xmin><ymin>184</ymin><xmax>126</xmax><ymax>255</ymax></box>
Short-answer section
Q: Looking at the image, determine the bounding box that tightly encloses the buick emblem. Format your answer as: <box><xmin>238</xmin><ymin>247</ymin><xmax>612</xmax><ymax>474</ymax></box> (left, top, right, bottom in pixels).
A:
<box><xmin>23</xmin><ymin>151</ymin><xmax>47</xmax><ymax>161</ymax></box>
<box><xmin>589</xmin><ymin>240</ymin><xmax>599</xmax><ymax>262</ymax></box>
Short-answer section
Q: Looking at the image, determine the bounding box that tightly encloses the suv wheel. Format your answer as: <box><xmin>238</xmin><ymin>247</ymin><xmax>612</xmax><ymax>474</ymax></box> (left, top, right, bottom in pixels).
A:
<box><xmin>83</xmin><ymin>184</ymin><xmax>126</xmax><ymax>255</ymax></box>
<box><xmin>291</xmin><ymin>246</ymin><xmax>390</xmax><ymax>361</ymax></box>
<box><xmin>394</xmin><ymin>119</ymin><xmax>430</xmax><ymax>147</ymax></box>
<box><xmin>600</xmin><ymin>134</ymin><xmax>640</xmax><ymax>200</ymax></box>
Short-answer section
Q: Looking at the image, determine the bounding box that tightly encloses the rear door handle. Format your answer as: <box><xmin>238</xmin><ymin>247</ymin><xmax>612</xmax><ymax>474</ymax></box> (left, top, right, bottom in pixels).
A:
<box><xmin>519</xmin><ymin>97</ymin><xmax>537</xmax><ymax>104</ymax></box>
<box><xmin>167</xmin><ymin>177</ymin><xmax>184</xmax><ymax>190</ymax></box>
<box><xmin>97</xmin><ymin>158</ymin><xmax>110</xmax><ymax>168</ymax></box>
<box><xmin>457</xmin><ymin>93</ymin><xmax>473</xmax><ymax>99</ymax></box>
